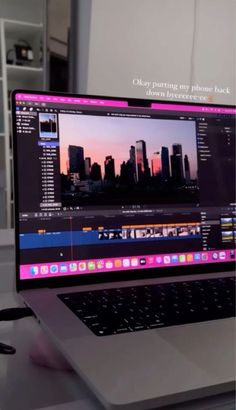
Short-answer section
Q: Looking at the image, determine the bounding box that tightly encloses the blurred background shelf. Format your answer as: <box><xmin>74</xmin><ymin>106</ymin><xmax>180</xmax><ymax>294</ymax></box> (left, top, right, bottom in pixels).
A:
<box><xmin>0</xmin><ymin>6</ymin><xmax>46</xmax><ymax>228</ymax></box>
<box><xmin>7</xmin><ymin>64</ymin><xmax>43</xmax><ymax>74</ymax></box>
<box><xmin>7</xmin><ymin>64</ymin><xmax>44</xmax><ymax>90</ymax></box>
<box><xmin>0</xmin><ymin>0</ymin><xmax>70</xmax><ymax>229</ymax></box>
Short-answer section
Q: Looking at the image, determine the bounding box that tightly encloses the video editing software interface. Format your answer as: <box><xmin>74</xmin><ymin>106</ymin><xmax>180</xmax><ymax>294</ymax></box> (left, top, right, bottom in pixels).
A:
<box><xmin>14</xmin><ymin>93</ymin><xmax>236</xmax><ymax>280</ymax></box>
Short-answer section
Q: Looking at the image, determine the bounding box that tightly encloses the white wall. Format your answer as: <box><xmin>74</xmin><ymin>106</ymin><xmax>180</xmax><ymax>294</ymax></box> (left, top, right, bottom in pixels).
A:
<box><xmin>76</xmin><ymin>0</ymin><xmax>235</xmax><ymax>105</ymax></box>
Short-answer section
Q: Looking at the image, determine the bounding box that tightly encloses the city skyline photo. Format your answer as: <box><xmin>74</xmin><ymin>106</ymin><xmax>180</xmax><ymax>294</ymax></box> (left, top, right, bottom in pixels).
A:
<box><xmin>59</xmin><ymin>114</ymin><xmax>198</xmax><ymax>177</ymax></box>
<box><xmin>39</xmin><ymin>113</ymin><xmax>57</xmax><ymax>138</ymax></box>
<box><xmin>58</xmin><ymin>113</ymin><xmax>199</xmax><ymax>206</ymax></box>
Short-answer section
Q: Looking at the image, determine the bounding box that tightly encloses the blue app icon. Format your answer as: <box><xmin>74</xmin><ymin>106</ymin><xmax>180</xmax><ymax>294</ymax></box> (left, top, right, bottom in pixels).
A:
<box><xmin>50</xmin><ymin>265</ymin><xmax>58</xmax><ymax>274</ymax></box>
<box><xmin>194</xmin><ymin>253</ymin><xmax>201</xmax><ymax>261</ymax></box>
<box><xmin>171</xmin><ymin>255</ymin><xmax>178</xmax><ymax>263</ymax></box>
<box><xmin>30</xmin><ymin>266</ymin><xmax>39</xmax><ymax>275</ymax></box>
<box><xmin>60</xmin><ymin>264</ymin><xmax>68</xmax><ymax>273</ymax></box>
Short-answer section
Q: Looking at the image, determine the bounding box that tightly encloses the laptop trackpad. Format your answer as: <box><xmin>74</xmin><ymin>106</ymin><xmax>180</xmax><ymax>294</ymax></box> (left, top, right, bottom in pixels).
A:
<box><xmin>63</xmin><ymin>318</ymin><xmax>234</xmax><ymax>409</ymax></box>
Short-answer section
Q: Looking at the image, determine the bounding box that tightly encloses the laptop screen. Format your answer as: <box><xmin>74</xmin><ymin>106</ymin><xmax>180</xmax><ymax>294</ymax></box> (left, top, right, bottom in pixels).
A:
<box><xmin>12</xmin><ymin>91</ymin><xmax>235</xmax><ymax>284</ymax></box>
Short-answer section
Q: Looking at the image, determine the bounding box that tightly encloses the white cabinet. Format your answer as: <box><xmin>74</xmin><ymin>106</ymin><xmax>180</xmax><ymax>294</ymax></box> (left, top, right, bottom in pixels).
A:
<box><xmin>0</xmin><ymin>18</ymin><xmax>46</xmax><ymax>228</ymax></box>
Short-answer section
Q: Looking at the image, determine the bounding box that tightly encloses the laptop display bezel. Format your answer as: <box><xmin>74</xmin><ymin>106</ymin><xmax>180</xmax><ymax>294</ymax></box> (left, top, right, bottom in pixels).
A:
<box><xmin>11</xmin><ymin>89</ymin><xmax>235</xmax><ymax>291</ymax></box>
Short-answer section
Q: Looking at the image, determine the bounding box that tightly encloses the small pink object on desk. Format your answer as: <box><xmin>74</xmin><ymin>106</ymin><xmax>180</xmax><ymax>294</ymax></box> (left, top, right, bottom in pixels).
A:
<box><xmin>29</xmin><ymin>330</ymin><xmax>73</xmax><ymax>371</ymax></box>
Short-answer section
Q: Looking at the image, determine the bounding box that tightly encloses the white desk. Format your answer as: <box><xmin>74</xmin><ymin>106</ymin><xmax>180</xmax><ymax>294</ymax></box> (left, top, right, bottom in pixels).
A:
<box><xmin>0</xmin><ymin>292</ymin><xmax>103</xmax><ymax>410</ymax></box>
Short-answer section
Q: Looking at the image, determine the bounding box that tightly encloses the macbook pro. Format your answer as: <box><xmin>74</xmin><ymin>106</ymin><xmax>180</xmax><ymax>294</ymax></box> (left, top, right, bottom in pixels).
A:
<box><xmin>12</xmin><ymin>90</ymin><xmax>235</xmax><ymax>409</ymax></box>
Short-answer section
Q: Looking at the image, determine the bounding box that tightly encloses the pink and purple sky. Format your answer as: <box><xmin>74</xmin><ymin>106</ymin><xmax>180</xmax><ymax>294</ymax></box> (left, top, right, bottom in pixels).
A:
<box><xmin>59</xmin><ymin>114</ymin><xmax>198</xmax><ymax>178</ymax></box>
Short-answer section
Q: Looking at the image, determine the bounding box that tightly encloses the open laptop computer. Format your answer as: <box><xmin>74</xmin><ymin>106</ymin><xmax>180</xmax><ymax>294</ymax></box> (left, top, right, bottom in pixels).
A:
<box><xmin>12</xmin><ymin>90</ymin><xmax>235</xmax><ymax>409</ymax></box>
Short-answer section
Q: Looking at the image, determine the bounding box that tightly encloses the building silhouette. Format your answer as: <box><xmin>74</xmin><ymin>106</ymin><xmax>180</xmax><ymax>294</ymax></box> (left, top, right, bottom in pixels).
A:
<box><xmin>129</xmin><ymin>145</ymin><xmax>137</xmax><ymax>183</ymax></box>
<box><xmin>161</xmin><ymin>147</ymin><xmax>170</xmax><ymax>180</ymax></box>
<box><xmin>173</xmin><ymin>144</ymin><xmax>184</xmax><ymax>179</ymax></box>
<box><xmin>104</xmin><ymin>155</ymin><xmax>115</xmax><ymax>181</ymax></box>
<box><xmin>136</xmin><ymin>140</ymin><xmax>149</xmax><ymax>182</ymax></box>
<box><xmin>90</xmin><ymin>162</ymin><xmax>102</xmax><ymax>180</ymax></box>
<box><xmin>129</xmin><ymin>145</ymin><xmax>136</xmax><ymax>165</ymax></box>
<box><xmin>120</xmin><ymin>161</ymin><xmax>127</xmax><ymax>184</ymax></box>
<box><xmin>171</xmin><ymin>144</ymin><xmax>184</xmax><ymax>185</ymax></box>
<box><xmin>184</xmin><ymin>154</ymin><xmax>191</xmax><ymax>184</ymax></box>
<box><xmin>85</xmin><ymin>157</ymin><xmax>91</xmax><ymax>178</ymax></box>
<box><xmin>120</xmin><ymin>160</ymin><xmax>135</xmax><ymax>185</ymax></box>
<box><xmin>68</xmin><ymin>145</ymin><xmax>85</xmax><ymax>180</ymax></box>
<box><xmin>151</xmin><ymin>151</ymin><xmax>161</xmax><ymax>177</ymax></box>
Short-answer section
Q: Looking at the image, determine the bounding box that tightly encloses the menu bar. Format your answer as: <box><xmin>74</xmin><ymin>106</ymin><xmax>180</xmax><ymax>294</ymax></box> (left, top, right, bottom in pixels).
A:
<box><xmin>15</xmin><ymin>93</ymin><xmax>236</xmax><ymax>114</ymax></box>
<box><xmin>15</xmin><ymin>94</ymin><xmax>129</xmax><ymax>107</ymax></box>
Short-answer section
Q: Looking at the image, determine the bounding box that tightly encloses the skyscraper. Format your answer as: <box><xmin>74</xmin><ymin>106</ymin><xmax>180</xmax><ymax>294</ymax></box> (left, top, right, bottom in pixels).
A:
<box><xmin>85</xmin><ymin>157</ymin><xmax>91</xmax><ymax>178</ymax></box>
<box><xmin>90</xmin><ymin>162</ymin><xmax>102</xmax><ymax>180</ymax></box>
<box><xmin>171</xmin><ymin>143</ymin><xmax>184</xmax><ymax>185</ymax></box>
<box><xmin>135</xmin><ymin>140</ymin><xmax>149</xmax><ymax>182</ymax></box>
<box><xmin>173</xmin><ymin>144</ymin><xmax>183</xmax><ymax>156</ymax></box>
<box><xmin>129</xmin><ymin>145</ymin><xmax>136</xmax><ymax>164</ymax></box>
<box><xmin>129</xmin><ymin>145</ymin><xmax>137</xmax><ymax>183</ymax></box>
<box><xmin>68</xmin><ymin>145</ymin><xmax>85</xmax><ymax>180</ymax></box>
<box><xmin>104</xmin><ymin>155</ymin><xmax>115</xmax><ymax>181</ymax></box>
<box><xmin>161</xmin><ymin>146</ymin><xmax>170</xmax><ymax>180</ymax></box>
<box><xmin>173</xmin><ymin>144</ymin><xmax>184</xmax><ymax>178</ymax></box>
<box><xmin>151</xmin><ymin>151</ymin><xmax>161</xmax><ymax>177</ymax></box>
<box><xmin>184</xmin><ymin>154</ymin><xmax>191</xmax><ymax>184</ymax></box>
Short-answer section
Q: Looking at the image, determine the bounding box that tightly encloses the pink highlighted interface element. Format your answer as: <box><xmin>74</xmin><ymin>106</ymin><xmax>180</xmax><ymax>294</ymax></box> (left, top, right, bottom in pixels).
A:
<box><xmin>15</xmin><ymin>93</ymin><xmax>128</xmax><ymax>107</ymax></box>
<box><xmin>151</xmin><ymin>103</ymin><xmax>236</xmax><ymax>114</ymax></box>
<box><xmin>15</xmin><ymin>93</ymin><xmax>235</xmax><ymax>114</ymax></box>
<box><xmin>20</xmin><ymin>249</ymin><xmax>235</xmax><ymax>280</ymax></box>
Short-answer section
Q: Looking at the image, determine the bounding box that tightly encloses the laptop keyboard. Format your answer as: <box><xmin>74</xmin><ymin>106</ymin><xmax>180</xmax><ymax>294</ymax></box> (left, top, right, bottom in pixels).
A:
<box><xmin>58</xmin><ymin>277</ymin><xmax>235</xmax><ymax>336</ymax></box>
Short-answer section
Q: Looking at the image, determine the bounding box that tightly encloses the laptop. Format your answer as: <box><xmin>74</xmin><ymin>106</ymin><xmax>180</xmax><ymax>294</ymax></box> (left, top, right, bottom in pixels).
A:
<box><xmin>12</xmin><ymin>90</ymin><xmax>235</xmax><ymax>409</ymax></box>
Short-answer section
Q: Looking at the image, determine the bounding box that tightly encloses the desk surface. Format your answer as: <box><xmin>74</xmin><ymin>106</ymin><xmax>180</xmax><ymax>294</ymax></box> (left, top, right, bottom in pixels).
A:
<box><xmin>0</xmin><ymin>291</ymin><xmax>234</xmax><ymax>410</ymax></box>
<box><xmin>0</xmin><ymin>292</ymin><xmax>101</xmax><ymax>410</ymax></box>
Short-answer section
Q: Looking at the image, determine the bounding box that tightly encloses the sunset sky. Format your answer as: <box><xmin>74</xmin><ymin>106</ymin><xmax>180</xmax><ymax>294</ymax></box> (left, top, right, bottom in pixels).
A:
<box><xmin>59</xmin><ymin>114</ymin><xmax>198</xmax><ymax>178</ymax></box>
<box><xmin>39</xmin><ymin>113</ymin><xmax>57</xmax><ymax>122</ymax></box>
